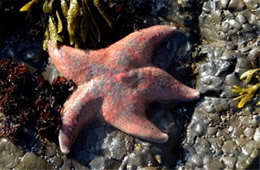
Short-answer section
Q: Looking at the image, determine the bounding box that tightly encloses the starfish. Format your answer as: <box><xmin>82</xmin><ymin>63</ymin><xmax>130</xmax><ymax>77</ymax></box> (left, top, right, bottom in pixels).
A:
<box><xmin>47</xmin><ymin>25</ymin><xmax>200</xmax><ymax>154</ymax></box>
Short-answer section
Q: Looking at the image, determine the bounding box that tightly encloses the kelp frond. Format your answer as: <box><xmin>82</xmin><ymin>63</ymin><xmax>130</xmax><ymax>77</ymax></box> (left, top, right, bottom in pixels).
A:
<box><xmin>232</xmin><ymin>68</ymin><xmax>260</xmax><ymax>108</ymax></box>
<box><xmin>20</xmin><ymin>0</ymin><xmax>114</xmax><ymax>49</ymax></box>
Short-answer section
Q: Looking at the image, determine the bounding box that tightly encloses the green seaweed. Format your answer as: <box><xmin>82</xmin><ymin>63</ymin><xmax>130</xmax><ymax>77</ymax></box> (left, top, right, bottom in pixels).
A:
<box><xmin>232</xmin><ymin>68</ymin><xmax>260</xmax><ymax>108</ymax></box>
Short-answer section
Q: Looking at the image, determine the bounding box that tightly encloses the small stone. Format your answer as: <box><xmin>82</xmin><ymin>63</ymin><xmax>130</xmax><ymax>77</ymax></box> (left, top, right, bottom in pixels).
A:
<box><xmin>229</xmin><ymin>19</ymin><xmax>242</xmax><ymax>30</ymax></box>
<box><xmin>235</xmin><ymin>138</ymin><xmax>249</xmax><ymax>146</ymax></box>
<box><xmin>231</xmin><ymin>127</ymin><xmax>244</xmax><ymax>137</ymax></box>
<box><xmin>236</xmin><ymin>155</ymin><xmax>249</xmax><ymax>169</ymax></box>
<box><xmin>243</xmin><ymin>127</ymin><xmax>255</xmax><ymax>137</ymax></box>
<box><xmin>50</xmin><ymin>156</ymin><xmax>63</xmax><ymax>168</ymax></box>
<box><xmin>221</xmin><ymin>156</ymin><xmax>236</xmax><ymax>169</ymax></box>
<box><xmin>71</xmin><ymin>160</ymin><xmax>90</xmax><ymax>169</ymax></box>
<box><xmin>247</xmin><ymin>140</ymin><xmax>260</xmax><ymax>149</ymax></box>
<box><xmin>190</xmin><ymin>154</ymin><xmax>203</xmax><ymax>167</ymax></box>
<box><xmin>244</xmin><ymin>0</ymin><xmax>259</xmax><ymax>9</ymax></box>
<box><xmin>211</xmin><ymin>10</ymin><xmax>222</xmax><ymax>24</ymax></box>
<box><xmin>209</xmin><ymin>114</ymin><xmax>221</xmax><ymax>125</ymax></box>
<box><xmin>202</xmin><ymin>2</ymin><xmax>212</xmax><ymax>13</ymax></box>
<box><xmin>241</xmin><ymin>143</ymin><xmax>253</xmax><ymax>156</ymax></box>
<box><xmin>45</xmin><ymin>145</ymin><xmax>56</xmax><ymax>158</ymax></box>
<box><xmin>251</xmin><ymin>148</ymin><xmax>259</xmax><ymax>158</ymax></box>
<box><xmin>236</xmin><ymin>14</ymin><xmax>247</xmax><ymax>24</ymax></box>
<box><xmin>228</xmin><ymin>0</ymin><xmax>245</xmax><ymax>10</ymax></box>
<box><xmin>194</xmin><ymin>123</ymin><xmax>207</xmax><ymax>136</ymax></box>
<box><xmin>0</xmin><ymin>138</ymin><xmax>24</xmax><ymax>169</ymax></box>
<box><xmin>253</xmin><ymin>128</ymin><xmax>260</xmax><ymax>142</ymax></box>
<box><xmin>203</xmin><ymin>159</ymin><xmax>225</xmax><ymax>169</ymax></box>
<box><xmin>16</xmin><ymin>152</ymin><xmax>49</xmax><ymax>169</ymax></box>
<box><xmin>154</xmin><ymin>154</ymin><xmax>162</xmax><ymax>164</ymax></box>
<box><xmin>222</xmin><ymin>140</ymin><xmax>238</xmax><ymax>155</ymax></box>
<box><xmin>207</xmin><ymin>127</ymin><xmax>217</xmax><ymax>136</ymax></box>
<box><xmin>242</xmin><ymin>23</ymin><xmax>254</xmax><ymax>32</ymax></box>
<box><xmin>220</xmin><ymin>0</ymin><xmax>229</xmax><ymax>9</ymax></box>
<box><xmin>194</xmin><ymin>138</ymin><xmax>211</xmax><ymax>156</ymax></box>
<box><xmin>247</xmin><ymin>13</ymin><xmax>257</xmax><ymax>25</ymax></box>
<box><xmin>89</xmin><ymin>156</ymin><xmax>120</xmax><ymax>170</ymax></box>
<box><xmin>202</xmin><ymin>154</ymin><xmax>213</xmax><ymax>165</ymax></box>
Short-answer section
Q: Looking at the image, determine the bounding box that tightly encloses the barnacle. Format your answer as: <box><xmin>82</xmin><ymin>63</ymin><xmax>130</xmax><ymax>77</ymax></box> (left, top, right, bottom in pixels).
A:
<box><xmin>232</xmin><ymin>68</ymin><xmax>260</xmax><ymax>108</ymax></box>
<box><xmin>20</xmin><ymin>0</ymin><xmax>114</xmax><ymax>49</ymax></box>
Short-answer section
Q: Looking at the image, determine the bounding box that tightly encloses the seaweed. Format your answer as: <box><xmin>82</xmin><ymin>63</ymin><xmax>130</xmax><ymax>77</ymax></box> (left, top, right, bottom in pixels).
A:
<box><xmin>20</xmin><ymin>0</ymin><xmax>115</xmax><ymax>49</ymax></box>
<box><xmin>0</xmin><ymin>59</ymin><xmax>75</xmax><ymax>142</ymax></box>
<box><xmin>232</xmin><ymin>68</ymin><xmax>260</xmax><ymax>108</ymax></box>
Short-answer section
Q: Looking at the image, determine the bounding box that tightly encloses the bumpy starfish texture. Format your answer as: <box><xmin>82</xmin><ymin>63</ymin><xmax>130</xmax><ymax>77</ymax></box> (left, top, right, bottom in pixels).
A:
<box><xmin>48</xmin><ymin>25</ymin><xmax>200</xmax><ymax>154</ymax></box>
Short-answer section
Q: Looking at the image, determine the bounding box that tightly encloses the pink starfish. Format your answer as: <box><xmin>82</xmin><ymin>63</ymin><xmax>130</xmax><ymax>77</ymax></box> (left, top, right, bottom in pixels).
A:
<box><xmin>48</xmin><ymin>25</ymin><xmax>200</xmax><ymax>154</ymax></box>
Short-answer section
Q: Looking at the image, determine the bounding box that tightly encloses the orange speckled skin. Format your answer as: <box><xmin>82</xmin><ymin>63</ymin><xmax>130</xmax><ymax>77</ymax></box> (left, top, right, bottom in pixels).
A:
<box><xmin>47</xmin><ymin>25</ymin><xmax>200</xmax><ymax>154</ymax></box>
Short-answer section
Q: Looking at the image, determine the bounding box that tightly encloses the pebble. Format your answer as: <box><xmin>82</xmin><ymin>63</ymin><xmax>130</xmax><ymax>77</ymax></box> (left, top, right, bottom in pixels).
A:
<box><xmin>236</xmin><ymin>14</ymin><xmax>248</xmax><ymax>24</ymax></box>
<box><xmin>16</xmin><ymin>152</ymin><xmax>50</xmax><ymax>169</ymax></box>
<box><xmin>0</xmin><ymin>138</ymin><xmax>24</xmax><ymax>169</ymax></box>
<box><xmin>220</xmin><ymin>0</ymin><xmax>229</xmax><ymax>9</ymax></box>
<box><xmin>228</xmin><ymin>0</ymin><xmax>245</xmax><ymax>10</ymax></box>
<box><xmin>253</xmin><ymin>128</ymin><xmax>260</xmax><ymax>142</ymax></box>
<box><xmin>207</xmin><ymin>127</ymin><xmax>217</xmax><ymax>136</ymax></box>
<box><xmin>243</xmin><ymin>127</ymin><xmax>255</xmax><ymax>137</ymax></box>
<box><xmin>235</xmin><ymin>138</ymin><xmax>249</xmax><ymax>146</ymax></box>
<box><xmin>241</xmin><ymin>143</ymin><xmax>254</xmax><ymax>156</ymax></box>
<box><xmin>89</xmin><ymin>156</ymin><xmax>120</xmax><ymax>170</ymax></box>
<box><xmin>190</xmin><ymin>154</ymin><xmax>203</xmax><ymax>167</ymax></box>
<box><xmin>50</xmin><ymin>156</ymin><xmax>63</xmax><ymax>168</ymax></box>
<box><xmin>203</xmin><ymin>159</ymin><xmax>225</xmax><ymax>169</ymax></box>
<box><xmin>221</xmin><ymin>156</ymin><xmax>237</xmax><ymax>169</ymax></box>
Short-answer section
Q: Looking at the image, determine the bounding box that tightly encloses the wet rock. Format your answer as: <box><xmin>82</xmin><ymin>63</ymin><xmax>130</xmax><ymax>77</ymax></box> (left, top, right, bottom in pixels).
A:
<box><xmin>50</xmin><ymin>156</ymin><xmax>63</xmax><ymax>169</ymax></box>
<box><xmin>254</xmin><ymin>128</ymin><xmax>260</xmax><ymax>142</ymax></box>
<box><xmin>42</xmin><ymin>59</ymin><xmax>60</xmax><ymax>83</ymax></box>
<box><xmin>228</xmin><ymin>0</ymin><xmax>245</xmax><ymax>11</ymax></box>
<box><xmin>101</xmin><ymin>131</ymin><xmax>128</xmax><ymax>161</ymax></box>
<box><xmin>0</xmin><ymin>138</ymin><xmax>23</xmax><ymax>169</ymax></box>
<box><xmin>241</xmin><ymin>142</ymin><xmax>254</xmax><ymax>156</ymax></box>
<box><xmin>235</xmin><ymin>137</ymin><xmax>249</xmax><ymax>146</ymax></box>
<box><xmin>206</xmin><ymin>159</ymin><xmax>225</xmax><ymax>169</ymax></box>
<box><xmin>199</xmin><ymin>0</ymin><xmax>260</xmax><ymax>43</ymax></box>
<box><xmin>89</xmin><ymin>156</ymin><xmax>120</xmax><ymax>170</ymax></box>
<box><xmin>189</xmin><ymin>154</ymin><xmax>203</xmax><ymax>167</ymax></box>
<box><xmin>127</xmin><ymin>148</ymin><xmax>156</xmax><ymax>168</ymax></box>
<box><xmin>220</xmin><ymin>0</ymin><xmax>229</xmax><ymax>9</ymax></box>
<box><xmin>182</xmin><ymin>96</ymin><xmax>259</xmax><ymax>169</ymax></box>
<box><xmin>222</xmin><ymin>140</ymin><xmax>239</xmax><ymax>155</ymax></box>
<box><xmin>221</xmin><ymin>156</ymin><xmax>236</xmax><ymax>169</ymax></box>
<box><xmin>72</xmin><ymin>160</ymin><xmax>90</xmax><ymax>170</ymax></box>
<box><xmin>153</xmin><ymin>31</ymin><xmax>194</xmax><ymax>84</ymax></box>
<box><xmin>16</xmin><ymin>152</ymin><xmax>51</xmax><ymax>169</ymax></box>
<box><xmin>243</xmin><ymin>127</ymin><xmax>255</xmax><ymax>137</ymax></box>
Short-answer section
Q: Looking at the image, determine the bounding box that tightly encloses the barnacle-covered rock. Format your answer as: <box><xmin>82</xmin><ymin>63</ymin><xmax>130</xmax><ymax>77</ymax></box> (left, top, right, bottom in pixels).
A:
<box><xmin>179</xmin><ymin>97</ymin><xmax>260</xmax><ymax>169</ymax></box>
<box><xmin>179</xmin><ymin>1</ymin><xmax>260</xmax><ymax>169</ymax></box>
<box><xmin>199</xmin><ymin>0</ymin><xmax>260</xmax><ymax>44</ymax></box>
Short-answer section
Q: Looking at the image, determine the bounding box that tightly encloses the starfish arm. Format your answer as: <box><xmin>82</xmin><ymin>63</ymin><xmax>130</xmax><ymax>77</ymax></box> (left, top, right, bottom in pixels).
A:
<box><xmin>102</xmin><ymin>94</ymin><xmax>168</xmax><ymax>143</ymax></box>
<box><xmin>59</xmin><ymin>80</ymin><xmax>103</xmax><ymax>154</ymax></box>
<box><xmin>107</xmin><ymin>25</ymin><xmax>176</xmax><ymax>68</ymax></box>
<box><xmin>48</xmin><ymin>43</ymin><xmax>106</xmax><ymax>85</ymax></box>
<box><xmin>115</xmin><ymin>66</ymin><xmax>200</xmax><ymax>102</ymax></box>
